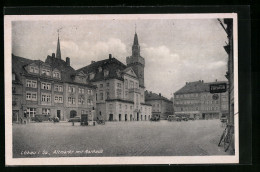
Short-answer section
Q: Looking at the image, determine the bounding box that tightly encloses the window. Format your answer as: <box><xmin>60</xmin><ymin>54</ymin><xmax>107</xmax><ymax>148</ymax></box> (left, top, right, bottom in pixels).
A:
<box><xmin>41</xmin><ymin>94</ymin><xmax>51</xmax><ymax>102</ymax></box>
<box><xmin>135</xmin><ymin>82</ymin><xmax>138</xmax><ymax>88</ymax></box>
<box><xmin>29</xmin><ymin>66</ymin><xmax>39</xmax><ymax>74</ymax></box>
<box><xmin>106</xmin><ymin>91</ymin><xmax>110</xmax><ymax>99</ymax></box>
<box><xmin>42</xmin><ymin>108</ymin><xmax>50</xmax><ymax>115</ymax></box>
<box><xmin>100</xmin><ymin>92</ymin><xmax>104</xmax><ymax>100</ymax></box>
<box><xmin>87</xmin><ymin>99</ymin><xmax>93</xmax><ymax>106</ymax></box>
<box><xmin>42</xmin><ymin>69</ymin><xmax>51</xmax><ymax>76</ymax></box>
<box><xmin>54</xmin><ymin>85</ymin><xmax>63</xmax><ymax>92</ymax></box>
<box><xmin>130</xmin><ymin>81</ymin><xmax>134</xmax><ymax>89</ymax></box>
<box><xmin>125</xmin><ymin>79</ymin><xmax>128</xmax><ymax>89</ymax></box>
<box><xmin>79</xmin><ymin>88</ymin><xmax>84</xmax><ymax>94</ymax></box>
<box><xmin>78</xmin><ymin>97</ymin><xmax>85</xmax><ymax>104</ymax></box>
<box><xmin>106</xmin><ymin>83</ymin><xmax>110</xmax><ymax>87</ymax></box>
<box><xmin>104</xmin><ymin>70</ymin><xmax>109</xmax><ymax>77</ymax></box>
<box><xmin>117</xmin><ymin>83</ymin><xmax>121</xmax><ymax>88</ymax></box>
<box><xmin>117</xmin><ymin>91</ymin><xmax>122</xmax><ymax>98</ymax></box>
<box><xmin>119</xmin><ymin>104</ymin><xmax>122</xmax><ymax>109</ymax></box>
<box><xmin>53</xmin><ymin>72</ymin><xmax>60</xmax><ymax>78</ymax></box>
<box><xmin>68</xmin><ymin>97</ymin><xmax>75</xmax><ymax>104</ymax></box>
<box><xmin>41</xmin><ymin>82</ymin><xmax>51</xmax><ymax>90</ymax></box>
<box><xmin>54</xmin><ymin>95</ymin><xmax>63</xmax><ymax>103</ymax></box>
<box><xmin>98</xmin><ymin>67</ymin><xmax>102</xmax><ymax>72</ymax></box>
<box><xmin>27</xmin><ymin>108</ymin><xmax>36</xmax><ymax>117</ymax></box>
<box><xmin>88</xmin><ymin>89</ymin><xmax>93</xmax><ymax>95</ymax></box>
<box><xmin>26</xmin><ymin>80</ymin><xmax>37</xmax><ymax>88</ymax></box>
<box><xmin>100</xmin><ymin>84</ymin><xmax>103</xmax><ymax>88</ymax></box>
<box><xmin>68</xmin><ymin>86</ymin><xmax>75</xmax><ymax>93</ymax></box>
<box><xmin>89</xmin><ymin>73</ymin><xmax>95</xmax><ymax>80</ymax></box>
<box><xmin>125</xmin><ymin>91</ymin><xmax>128</xmax><ymax>98</ymax></box>
<box><xmin>26</xmin><ymin>92</ymin><xmax>37</xmax><ymax>101</ymax></box>
<box><xmin>125</xmin><ymin>105</ymin><xmax>127</xmax><ymax>109</ymax></box>
<box><xmin>12</xmin><ymin>73</ymin><xmax>15</xmax><ymax>81</ymax></box>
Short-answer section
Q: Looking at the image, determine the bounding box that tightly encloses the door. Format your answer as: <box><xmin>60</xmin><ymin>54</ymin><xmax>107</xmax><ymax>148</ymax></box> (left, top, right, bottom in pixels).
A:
<box><xmin>137</xmin><ymin>112</ymin><xmax>139</xmax><ymax>121</ymax></box>
<box><xmin>145</xmin><ymin>115</ymin><xmax>146</xmax><ymax>120</ymax></box>
<box><xmin>125</xmin><ymin>114</ymin><xmax>127</xmax><ymax>121</ymax></box>
<box><xmin>109</xmin><ymin>114</ymin><xmax>113</xmax><ymax>121</ymax></box>
<box><xmin>57</xmin><ymin>110</ymin><xmax>61</xmax><ymax>120</ymax></box>
<box><xmin>130</xmin><ymin>114</ymin><xmax>132</xmax><ymax>121</ymax></box>
<box><xmin>119</xmin><ymin>114</ymin><xmax>121</xmax><ymax>121</ymax></box>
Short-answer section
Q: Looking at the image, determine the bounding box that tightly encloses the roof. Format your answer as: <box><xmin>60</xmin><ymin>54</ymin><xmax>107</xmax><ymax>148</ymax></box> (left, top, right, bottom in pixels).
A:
<box><xmin>76</xmin><ymin>57</ymin><xmax>127</xmax><ymax>82</ymax></box>
<box><xmin>12</xmin><ymin>54</ymin><xmax>95</xmax><ymax>88</ymax></box>
<box><xmin>174</xmin><ymin>80</ymin><xmax>228</xmax><ymax>94</ymax></box>
<box><xmin>145</xmin><ymin>91</ymin><xmax>173</xmax><ymax>103</ymax></box>
<box><xmin>140</xmin><ymin>102</ymin><xmax>152</xmax><ymax>106</ymax></box>
<box><xmin>106</xmin><ymin>99</ymin><xmax>134</xmax><ymax>104</ymax></box>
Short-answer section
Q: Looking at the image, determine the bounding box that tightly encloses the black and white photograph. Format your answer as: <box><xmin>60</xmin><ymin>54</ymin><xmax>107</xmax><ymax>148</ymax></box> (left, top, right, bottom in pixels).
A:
<box><xmin>5</xmin><ymin>14</ymin><xmax>239</xmax><ymax>165</ymax></box>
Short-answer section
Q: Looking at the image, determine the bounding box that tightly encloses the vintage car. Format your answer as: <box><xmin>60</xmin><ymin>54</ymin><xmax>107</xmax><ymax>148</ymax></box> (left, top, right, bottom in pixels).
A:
<box><xmin>167</xmin><ymin>115</ymin><xmax>176</xmax><ymax>121</ymax></box>
<box><xmin>150</xmin><ymin>115</ymin><xmax>160</xmax><ymax>121</ymax></box>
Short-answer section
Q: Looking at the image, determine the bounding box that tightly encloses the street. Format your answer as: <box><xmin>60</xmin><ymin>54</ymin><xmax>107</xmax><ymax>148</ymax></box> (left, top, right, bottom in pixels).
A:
<box><xmin>13</xmin><ymin>119</ymin><xmax>232</xmax><ymax>158</ymax></box>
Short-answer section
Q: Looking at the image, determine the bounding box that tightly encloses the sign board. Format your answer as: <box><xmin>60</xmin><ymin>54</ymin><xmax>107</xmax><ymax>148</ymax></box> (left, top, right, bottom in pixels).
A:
<box><xmin>210</xmin><ymin>83</ymin><xmax>227</xmax><ymax>93</ymax></box>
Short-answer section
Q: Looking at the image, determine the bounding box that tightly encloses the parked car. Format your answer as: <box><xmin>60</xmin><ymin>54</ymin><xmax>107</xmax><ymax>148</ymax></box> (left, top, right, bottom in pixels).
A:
<box><xmin>189</xmin><ymin>116</ymin><xmax>195</xmax><ymax>121</ymax></box>
<box><xmin>68</xmin><ymin>116</ymin><xmax>81</xmax><ymax>122</ymax></box>
<box><xmin>167</xmin><ymin>115</ymin><xmax>176</xmax><ymax>121</ymax></box>
<box><xmin>182</xmin><ymin>116</ymin><xmax>189</xmax><ymax>121</ymax></box>
<box><xmin>150</xmin><ymin>115</ymin><xmax>160</xmax><ymax>121</ymax></box>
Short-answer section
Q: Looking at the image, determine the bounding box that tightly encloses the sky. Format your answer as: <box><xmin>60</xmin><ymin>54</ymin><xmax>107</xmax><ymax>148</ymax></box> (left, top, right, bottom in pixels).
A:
<box><xmin>12</xmin><ymin>18</ymin><xmax>229</xmax><ymax>99</ymax></box>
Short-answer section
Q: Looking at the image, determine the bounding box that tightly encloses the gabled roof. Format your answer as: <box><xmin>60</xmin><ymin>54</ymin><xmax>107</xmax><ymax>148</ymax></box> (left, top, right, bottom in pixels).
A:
<box><xmin>174</xmin><ymin>80</ymin><xmax>228</xmax><ymax>94</ymax></box>
<box><xmin>12</xmin><ymin>54</ymin><xmax>96</xmax><ymax>88</ymax></box>
<box><xmin>76</xmin><ymin>57</ymin><xmax>127</xmax><ymax>82</ymax></box>
<box><xmin>145</xmin><ymin>91</ymin><xmax>173</xmax><ymax>103</ymax></box>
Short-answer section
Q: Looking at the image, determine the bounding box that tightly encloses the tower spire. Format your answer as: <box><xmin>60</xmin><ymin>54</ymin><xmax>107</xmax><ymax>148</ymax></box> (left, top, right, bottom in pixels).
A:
<box><xmin>132</xmin><ymin>29</ymin><xmax>140</xmax><ymax>56</ymax></box>
<box><xmin>56</xmin><ymin>30</ymin><xmax>61</xmax><ymax>59</ymax></box>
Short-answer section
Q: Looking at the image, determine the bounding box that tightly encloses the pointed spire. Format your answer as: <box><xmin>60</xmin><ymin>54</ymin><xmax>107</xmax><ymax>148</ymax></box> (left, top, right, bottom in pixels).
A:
<box><xmin>132</xmin><ymin>29</ymin><xmax>140</xmax><ymax>56</ymax></box>
<box><xmin>56</xmin><ymin>31</ymin><xmax>61</xmax><ymax>59</ymax></box>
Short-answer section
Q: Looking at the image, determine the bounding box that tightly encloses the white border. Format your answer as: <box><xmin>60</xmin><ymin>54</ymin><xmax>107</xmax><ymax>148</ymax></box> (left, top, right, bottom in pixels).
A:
<box><xmin>5</xmin><ymin>13</ymin><xmax>239</xmax><ymax>165</ymax></box>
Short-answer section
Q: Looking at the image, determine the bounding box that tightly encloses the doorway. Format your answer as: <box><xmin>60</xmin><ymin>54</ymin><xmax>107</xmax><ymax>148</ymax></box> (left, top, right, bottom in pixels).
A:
<box><xmin>70</xmin><ymin>110</ymin><xmax>77</xmax><ymax>118</ymax></box>
<box><xmin>130</xmin><ymin>114</ymin><xmax>132</xmax><ymax>121</ymax></box>
<box><xmin>109</xmin><ymin>114</ymin><xmax>113</xmax><ymax>121</ymax></box>
<box><xmin>137</xmin><ymin>112</ymin><xmax>139</xmax><ymax>121</ymax></box>
<box><xmin>57</xmin><ymin>110</ymin><xmax>61</xmax><ymax>120</ymax></box>
<box><xmin>125</xmin><ymin>114</ymin><xmax>127</xmax><ymax>121</ymax></box>
<box><xmin>119</xmin><ymin>114</ymin><xmax>121</xmax><ymax>121</ymax></box>
<box><xmin>145</xmin><ymin>115</ymin><xmax>146</xmax><ymax>120</ymax></box>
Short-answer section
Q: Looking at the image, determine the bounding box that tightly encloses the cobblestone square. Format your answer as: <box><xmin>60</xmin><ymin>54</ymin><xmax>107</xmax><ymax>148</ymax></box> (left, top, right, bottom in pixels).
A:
<box><xmin>13</xmin><ymin>120</ymin><xmax>231</xmax><ymax>158</ymax></box>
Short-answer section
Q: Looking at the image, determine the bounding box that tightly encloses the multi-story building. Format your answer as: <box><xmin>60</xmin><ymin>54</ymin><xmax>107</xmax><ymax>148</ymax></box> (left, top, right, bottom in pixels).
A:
<box><xmin>77</xmin><ymin>32</ymin><xmax>152</xmax><ymax>121</ymax></box>
<box><xmin>145</xmin><ymin>91</ymin><xmax>174</xmax><ymax>120</ymax></box>
<box><xmin>12</xmin><ymin>36</ymin><xmax>96</xmax><ymax>123</ymax></box>
<box><xmin>173</xmin><ymin>80</ymin><xmax>229</xmax><ymax>119</ymax></box>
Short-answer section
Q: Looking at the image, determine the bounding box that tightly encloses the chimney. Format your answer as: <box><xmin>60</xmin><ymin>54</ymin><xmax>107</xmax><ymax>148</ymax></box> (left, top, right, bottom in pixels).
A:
<box><xmin>66</xmin><ymin>57</ymin><xmax>70</xmax><ymax>66</ymax></box>
<box><xmin>202</xmin><ymin>80</ymin><xmax>204</xmax><ymax>83</ymax></box>
<box><xmin>159</xmin><ymin>93</ymin><xmax>161</xmax><ymax>97</ymax></box>
<box><xmin>215</xmin><ymin>79</ymin><xmax>218</xmax><ymax>82</ymax></box>
<box><xmin>52</xmin><ymin>53</ymin><xmax>55</xmax><ymax>58</ymax></box>
<box><xmin>109</xmin><ymin>54</ymin><xmax>112</xmax><ymax>60</ymax></box>
<box><xmin>91</xmin><ymin>61</ymin><xmax>95</xmax><ymax>64</ymax></box>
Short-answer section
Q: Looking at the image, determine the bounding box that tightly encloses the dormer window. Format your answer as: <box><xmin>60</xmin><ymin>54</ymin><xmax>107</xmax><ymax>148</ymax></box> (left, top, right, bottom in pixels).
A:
<box><xmin>42</xmin><ymin>69</ymin><xmax>51</xmax><ymax>76</ymax></box>
<box><xmin>98</xmin><ymin>67</ymin><xmax>102</xmax><ymax>72</ymax></box>
<box><xmin>104</xmin><ymin>70</ymin><xmax>109</xmax><ymax>77</ymax></box>
<box><xmin>29</xmin><ymin>66</ymin><xmax>39</xmax><ymax>74</ymax></box>
<box><xmin>116</xmin><ymin>70</ymin><xmax>121</xmax><ymax>77</ymax></box>
<box><xmin>53</xmin><ymin>71</ymin><xmax>60</xmax><ymax>79</ymax></box>
<box><xmin>89</xmin><ymin>73</ymin><xmax>95</xmax><ymax>80</ymax></box>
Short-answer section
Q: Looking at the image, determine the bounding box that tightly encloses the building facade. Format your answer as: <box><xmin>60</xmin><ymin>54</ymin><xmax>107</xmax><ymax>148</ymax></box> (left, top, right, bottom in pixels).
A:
<box><xmin>174</xmin><ymin>80</ymin><xmax>229</xmax><ymax>119</ymax></box>
<box><xmin>12</xmin><ymin>36</ymin><xmax>96</xmax><ymax>123</ymax></box>
<box><xmin>145</xmin><ymin>91</ymin><xmax>174</xmax><ymax>120</ymax></box>
<box><xmin>77</xmin><ymin>32</ymin><xmax>152</xmax><ymax>121</ymax></box>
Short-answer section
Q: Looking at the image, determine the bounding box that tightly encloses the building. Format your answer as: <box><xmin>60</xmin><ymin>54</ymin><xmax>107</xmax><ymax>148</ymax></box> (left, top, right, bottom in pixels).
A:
<box><xmin>173</xmin><ymin>80</ymin><xmax>229</xmax><ymax>119</ymax></box>
<box><xmin>77</xmin><ymin>32</ymin><xmax>152</xmax><ymax>121</ymax></box>
<box><xmin>145</xmin><ymin>91</ymin><xmax>174</xmax><ymax>120</ymax></box>
<box><xmin>12</xmin><ymin>35</ymin><xmax>97</xmax><ymax>123</ymax></box>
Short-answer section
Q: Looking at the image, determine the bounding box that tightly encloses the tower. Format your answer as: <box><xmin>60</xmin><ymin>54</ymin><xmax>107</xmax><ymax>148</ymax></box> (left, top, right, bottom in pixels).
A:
<box><xmin>126</xmin><ymin>31</ymin><xmax>145</xmax><ymax>88</ymax></box>
<box><xmin>56</xmin><ymin>33</ymin><xmax>61</xmax><ymax>59</ymax></box>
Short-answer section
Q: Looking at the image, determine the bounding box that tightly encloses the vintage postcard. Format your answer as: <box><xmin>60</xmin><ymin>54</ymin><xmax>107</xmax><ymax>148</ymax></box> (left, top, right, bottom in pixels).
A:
<box><xmin>5</xmin><ymin>13</ymin><xmax>239</xmax><ymax>165</ymax></box>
